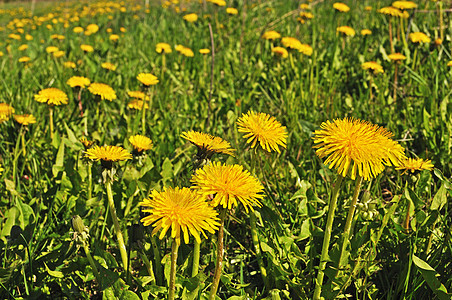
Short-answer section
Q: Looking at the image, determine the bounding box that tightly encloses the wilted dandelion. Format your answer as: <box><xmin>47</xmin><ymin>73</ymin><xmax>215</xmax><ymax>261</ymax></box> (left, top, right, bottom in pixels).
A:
<box><xmin>237</xmin><ymin>110</ymin><xmax>288</xmax><ymax>153</ymax></box>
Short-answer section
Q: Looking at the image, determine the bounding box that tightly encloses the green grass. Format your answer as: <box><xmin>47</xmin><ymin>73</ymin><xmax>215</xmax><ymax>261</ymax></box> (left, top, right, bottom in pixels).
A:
<box><xmin>0</xmin><ymin>0</ymin><xmax>451</xmax><ymax>299</ymax></box>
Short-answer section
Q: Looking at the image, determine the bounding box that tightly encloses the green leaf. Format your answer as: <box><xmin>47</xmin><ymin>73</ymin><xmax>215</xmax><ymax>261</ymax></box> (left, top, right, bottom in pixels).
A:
<box><xmin>0</xmin><ymin>207</ymin><xmax>19</xmax><ymax>240</ymax></box>
<box><xmin>412</xmin><ymin>255</ymin><xmax>450</xmax><ymax>300</ymax></box>
<box><xmin>52</xmin><ymin>141</ymin><xmax>65</xmax><ymax>177</ymax></box>
<box><xmin>44</xmin><ymin>263</ymin><xmax>64</xmax><ymax>278</ymax></box>
<box><xmin>431</xmin><ymin>183</ymin><xmax>447</xmax><ymax>211</ymax></box>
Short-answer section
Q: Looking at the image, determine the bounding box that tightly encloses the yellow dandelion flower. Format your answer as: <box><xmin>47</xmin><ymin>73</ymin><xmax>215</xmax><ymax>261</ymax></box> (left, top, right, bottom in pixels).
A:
<box><xmin>392</xmin><ymin>1</ymin><xmax>417</xmax><ymax>10</ymax></box>
<box><xmin>129</xmin><ymin>135</ymin><xmax>153</xmax><ymax>152</ymax></box>
<box><xmin>181</xmin><ymin>130</ymin><xmax>235</xmax><ymax>157</ymax></box>
<box><xmin>379</xmin><ymin>6</ymin><xmax>402</xmax><ymax>17</ymax></box>
<box><xmin>80</xmin><ymin>44</ymin><xmax>94</xmax><ymax>52</ymax></box>
<box><xmin>137</xmin><ymin>73</ymin><xmax>159</xmax><ymax>86</ymax></box>
<box><xmin>0</xmin><ymin>52</ymin><xmax>3</xmax><ymax>57</ymax></box>
<box><xmin>337</xmin><ymin>26</ymin><xmax>356</xmax><ymax>36</ymax></box>
<box><xmin>333</xmin><ymin>2</ymin><xmax>350</xmax><ymax>12</ymax></box>
<box><xmin>13</xmin><ymin>114</ymin><xmax>36</xmax><ymax>125</ymax></box>
<box><xmin>18</xmin><ymin>44</ymin><xmax>28</xmax><ymax>51</ymax></box>
<box><xmin>281</xmin><ymin>36</ymin><xmax>303</xmax><ymax>50</ymax></box>
<box><xmin>396</xmin><ymin>158</ymin><xmax>434</xmax><ymax>174</ymax></box>
<box><xmin>85</xmin><ymin>145</ymin><xmax>132</xmax><ymax>162</ymax></box>
<box><xmin>101</xmin><ymin>62</ymin><xmax>117</xmax><ymax>71</ymax></box>
<box><xmin>199</xmin><ymin>48</ymin><xmax>210</xmax><ymax>54</ymax></box>
<box><xmin>73</xmin><ymin>26</ymin><xmax>84</xmax><ymax>33</ymax></box>
<box><xmin>46</xmin><ymin>46</ymin><xmax>59</xmax><ymax>53</ymax></box>
<box><xmin>299</xmin><ymin>43</ymin><xmax>313</xmax><ymax>55</ymax></box>
<box><xmin>34</xmin><ymin>88</ymin><xmax>68</xmax><ymax>106</ymax></box>
<box><xmin>0</xmin><ymin>103</ymin><xmax>15</xmax><ymax>122</ymax></box>
<box><xmin>447</xmin><ymin>61</ymin><xmax>452</xmax><ymax>67</ymax></box>
<box><xmin>362</xmin><ymin>61</ymin><xmax>384</xmax><ymax>74</ymax></box>
<box><xmin>207</xmin><ymin>0</ymin><xmax>226</xmax><ymax>6</ymax></box>
<box><xmin>85</xmin><ymin>23</ymin><xmax>99</xmax><ymax>35</ymax></box>
<box><xmin>140</xmin><ymin>187</ymin><xmax>220</xmax><ymax>246</ymax></box>
<box><xmin>361</xmin><ymin>29</ymin><xmax>372</xmax><ymax>36</ymax></box>
<box><xmin>272</xmin><ymin>46</ymin><xmax>288</xmax><ymax>58</ymax></box>
<box><xmin>120</xmin><ymin>27</ymin><xmax>127</xmax><ymax>33</ymax></box>
<box><xmin>409</xmin><ymin>32</ymin><xmax>431</xmax><ymax>44</ymax></box>
<box><xmin>109</xmin><ymin>34</ymin><xmax>119</xmax><ymax>41</ymax></box>
<box><xmin>262</xmin><ymin>30</ymin><xmax>281</xmax><ymax>40</ymax></box>
<box><xmin>226</xmin><ymin>7</ymin><xmax>238</xmax><ymax>15</ymax></box>
<box><xmin>313</xmin><ymin>118</ymin><xmax>406</xmax><ymax>180</ymax></box>
<box><xmin>25</xmin><ymin>34</ymin><xmax>33</xmax><ymax>40</ymax></box>
<box><xmin>88</xmin><ymin>83</ymin><xmax>116</xmax><ymax>101</ymax></box>
<box><xmin>183</xmin><ymin>13</ymin><xmax>198</xmax><ymax>22</ymax></box>
<box><xmin>80</xmin><ymin>137</ymin><xmax>94</xmax><ymax>149</ymax></box>
<box><xmin>0</xmin><ymin>164</ymin><xmax>3</xmax><ymax>176</ymax></box>
<box><xmin>128</xmin><ymin>100</ymin><xmax>148</xmax><ymax>110</ymax></box>
<box><xmin>176</xmin><ymin>45</ymin><xmax>194</xmax><ymax>57</ymax></box>
<box><xmin>299</xmin><ymin>11</ymin><xmax>314</xmax><ymax>19</ymax></box>
<box><xmin>237</xmin><ymin>111</ymin><xmax>288</xmax><ymax>153</ymax></box>
<box><xmin>127</xmin><ymin>91</ymin><xmax>149</xmax><ymax>100</ymax></box>
<box><xmin>388</xmin><ymin>53</ymin><xmax>407</xmax><ymax>61</ymax></box>
<box><xmin>365</xmin><ymin>6</ymin><xmax>372</xmax><ymax>11</ymax></box>
<box><xmin>53</xmin><ymin>50</ymin><xmax>64</xmax><ymax>58</ymax></box>
<box><xmin>18</xmin><ymin>56</ymin><xmax>31</xmax><ymax>63</ymax></box>
<box><xmin>435</xmin><ymin>38</ymin><xmax>443</xmax><ymax>46</ymax></box>
<box><xmin>156</xmin><ymin>42</ymin><xmax>172</xmax><ymax>54</ymax></box>
<box><xmin>300</xmin><ymin>4</ymin><xmax>310</xmax><ymax>9</ymax></box>
<box><xmin>67</xmin><ymin>76</ymin><xmax>91</xmax><ymax>88</ymax></box>
<box><xmin>64</xmin><ymin>61</ymin><xmax>76</xmax><ymax>68</ymax></box>
<box><xmin>191</xmin><ymin>162</ymin><xmax>264</xmax><ymax>212</ymax></box>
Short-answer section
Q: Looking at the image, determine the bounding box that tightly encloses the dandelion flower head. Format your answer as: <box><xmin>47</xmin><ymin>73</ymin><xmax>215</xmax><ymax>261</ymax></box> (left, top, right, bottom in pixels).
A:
<box><xmin>361</xmin><ymin>29</ymin><xmax>372</xmax><ymax>36</ymax></box>
<box><xmin>34</xmin><ymin>88</ymin><xmax>68</xmax><ymax>106</ymax></box>
<box><xmin>388</xmin><ymin>53</ymin><xmax>407</xmax><ymax>61</ymax></box>
<box><xmin>176</xmin><ymin>45</ymin><xmax>195</xmax><ymax>57</ymax></box>
<box><xmin>88</xmin><ymin>83</ymin><xmax>117</xmax><ymax>101</ymax></box>
<box><xmin>181</xmin><ymin>130</ymin><xmax>235</xmax><ymax>157</ymax></box>
<box><xmin>128</xmin><ymin>100</ymin><xmax>148</xmax><ymax>110</ymax></box>
<box><xmin>0</xmin><ymin>103</ymin><xmax>15</xmax><ymax>122</ymax></box>
<box><xmin>80</xmin><ymin>44</ymin><xmax>94</xmax><ymax>52</ymax></box>
<box><xmin>396</xmin><ymin>158</ymin><xmax>434</xmax><ymax>174</ymax></box>
<box><xmin>156</xmin><ymin>42</ymin><xmax>172</xmax><ymax>54</ymax></box>
<box><xmin>313</xmin><ymin>118</ymin><xmax>406</xmax><ymax>180</ymax></box>
<box><xmin>226</xmin><ymin>7</ymin><xmax>238</xmax><ymax>15</ymax></box>
<box><xmin>129</xmin><ymin>135</ymin><xmax>153</xmax><ymax>152</ymax></box>
<box><xmin>137</xmin><ymin>73</ymin><xmax>159</xmax><ymax>86</ymax></box>
<box><xmin>262</xmin><ymin>30</ymin><xmax>281</xmax><ymax>40</ymax></box>
<box><xmin>85</xmin><ymin>145</ymin><xmax>132</xmax><ymax>162</ymax></box>
<box><xmin>14</xmin><ymin>114</ymin><xmax>36</xmax><ymax>125</ymax></box>
<box><xmin>183</xmin><ymin>13</ymin><xmax>198</xmax><ymax>22</ymax></box>
<box><xmin>272</xmin><ymin>46</ymin><xmax>288</xmax><ymax>58</ymax></box>
<box><xmin>140</xmin><ymin>187</ymin><xmax>219</xmax><ymax>246</ymax></box>
<box><xmin>127</xmin><ymin>91</ymin><xmax>149</xmax><ymax>100</ymax></box>
<box><xmin>379</xmin><ymin>6</ymin><xmax>402</xmax><ymax>17</ymax></box>
<box><xmin>281</xmin><ymin>37</ymin><xmax>303</xmax><ymax>50</ymax></box>
<box><xmin>101</xmin><ymin>62</ymin><xmax>117</xmax><ymax>71</ymax></box>
<box><xmin>333</xmin><ymin>2</ymin><xmax>350</xmax><ymax>12</ymax></box>
<box><xmin>409</xmin><ymin>32</ymin><xmax>431</xmax><ymax>44</ymax></box>
<box><xmin>337</xmin><ymin>26</ymin><xmax>356</xmax><ymax>36</ymax></box>
<box><xmin>191</xmin><ymin>162</ymin><xmax>264</xmax><ymax>212</ymax></box>
<box><xmin>392</xmin><ymin>1</ymin><xmax>417</xmax><ymax>10</ymax></box>
<box><xmin>362</xmin><ymin>61</ymin><xmax>384</xmax><ymax>74</ymax></box>
<box><xmin>67</xmin><ymin>76</ymin><xmax>91</xmax><ymax>88</ymax></box>
<box><xmin>80</xmin><ymin>137</ymin><xmax>94</xmax><ymax>149</ymax></box>
<box><xmin>199</xmin><ymin>48</ymin><xmax>211</xmax><ymax>54</ymax></box>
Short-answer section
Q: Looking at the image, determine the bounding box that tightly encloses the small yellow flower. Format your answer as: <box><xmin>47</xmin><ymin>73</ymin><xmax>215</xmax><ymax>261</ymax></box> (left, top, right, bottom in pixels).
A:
<box><xmin>272</xmin><ymin>46</ymin><xmax>288</xmax><ymax>58</ymax></box>
<box><xmin>262</xmin><ymin>30</ymin><xmax>281</xmax><ymax>40</ymax></box>
<box><xmin>18</xmin><ymin>44</ymin><xmax>28</xmax><ymax>51</ymax></box>
<box><xmin>333</xmin><ymin>2</ymin><xmax>350</xmax><ymax>12</ymax></box>
<box><xmin>73</xmin><ymin>26</ymin><xmax>84</xmax><ymax>33</ymax></box>
<box><xmin>34</xmin><ymin>88</ymin><xmax>68</xmax><ymax>106</ymax></box>
<box><xmin>365</xmin><ymin>6</ymin><xmax>372</xmax><ymax>11</ymax></box>
<box><xmin>109</xmin><ymin>34</ymin><xmax>119</xmax><ymax>41</ymax></box>
<box><xmin>388</xmin><ymin>53</ymin><xmax>407</xmax><ymax>61</ymax></box>
<box><xmin>281</xmin><ymin>37</ymin><xmax>303</xmax><ymax>50</ymax></box>
<box><xmin>80</xmin><ymin>44</ymin><xmax>94</xmax><ymax>52</ymax></box>
<box><xmin>396</xmin><ymin>158</ymin><xmax>433</xmax><ymax>174</ymax></box>
<box><xmin>64</xmin><ymin>61</ymin><xmax>76</xmax><ymax>68</ymax></box>
<box><xmin>137</xmin><ymin>73</ymin><xmax>159</xmax><ymax>86</ymax></box>
<box><xmin>183</xmin><ymin>13</ymin><xmax>198</xmax><ymax>22</ymax></box>
<box><xmin>127</xmin><ymin>91</ymin><xmax>149</xmax><ymax>100</ymax></box>
<box><xmin>156</xmin><ymin>42</ymin><xmax>172</xmax><ymax>54</ymax></box>
<box><xmin>409</xmin><ymin>32</ymin><xmax>431</xmax><ymax>44</ymax></box>
<box><xmin>300</xmin><ymin>4</ymin><xmax>310</xmax><ymax>9</ymax></box>
<box><xmin>101</xmin><ymin>62</ymin><xmax>117</xmax><ymax>71</ymax></box>
<box><xmin>175</xmin><ymin>45</ymin><xmax>194</xmax><ymax>57</ymax></box>
<box><xmin>46</xmin><ymin>46</ymin><xmax>59</xmax><ymax>53</ymax></box>
<box><xmin>18</xmin><ymin>56</ymin><xmax>31</xmax><ymax>63</ymax></box>
<box><xmin>392</xmin><ymin>1</ymin><xmax>417</xmax><ymax>10</ymax></box>
<box><xmin>140</xmin><ymin>187</ymin><xmax>219</xmax><ymax>246</ymax></box>
<box><xmin>207</xmin><ymin>0</ymin><xmax>226</xmax><ymax>6</ymax></box>
<box><xmin>298</xmin><ymin>43</ymin><xmax>313</xmax><ymax>56</ymax></box>
<box><xmin>226</xmin><ymin>7</ymin><xmax>238</xmax><ymax>15</ymax></box>
<box><xmin>85</xmin><ymin>145</ymin><xmax>132</xmax><ymax>162</ymax></box>
<box><xmin>237</xmin><ymin>111</ymin><xmax>288</xmax><ymax>153</ymax></box>
<box><xmin>191</xmin><ymin>162</ymin><xmax>264</xmax><ymax>212</ymax></box>
<box><xmin>85</xmin><ymin>23</ymin><xmax>99</xmax><ymax>35</ymax></box>
<box><xmin>447</xmin><ymin>61</ymin><xmax>452</xmax><ymax>67</ymax></box>
<box><xmin>67</xmin><ymin>76</ymin><xmax>91</xmax><ymax>88</ymax></box>
<box><xmin>128</xmin><ymin>100</ymin><xmax>148</xmax><ymax>110</ymax></box>
<box><xmin>181</xmin><ymin>130</ymin><xmax>235</xmax><ymax>158</ymax></box>
<box><xmin>379</xmin><ymin>6</ymin><xmax>402</xmax><ymax>17</ymax></box>
<box><xmin>129</xmin><ymin>135</ymin><xmax>153</xmax><ymax>152</ymax></box>
<box><xmin>88</xmin><ymin>83</ymin><xmax>116</xmax><ymax>101</ymax></box>
<box><xmin>199</xmin><ymin>48</ymin><xmax>210</xmax><ymax>54</ymax></box>
<box><xmin>53</xmin><ymin>51</ymin><xmax>65</xmax><ymax>58</ymax></box>
<box><xmin>0</xmin><ymin>103</ymin><xmax>15</xmax><ymax>122</ymax></box>
<box><xmin>362</xmin><ymin>61</ymin><xmax>384</xmax><ymax>74</ymax></box>
<box><xmin>337</xmin><ymin>26</ymin><xmax>356</xmax><ymax>36</ymax></box>
<box><xmin>361</xmin><ymin>29</ymin><xmax>372</xmax><ymax>36</ymax></box>
<box><xmin>14</xmin><ymin>114</ymin><xmax>36</xmax><ymax>125</ymax></box>
<box><xmin>80</xmin><ymin>137</ymin><xmax>94</xmax><ymax>149</ymax></box>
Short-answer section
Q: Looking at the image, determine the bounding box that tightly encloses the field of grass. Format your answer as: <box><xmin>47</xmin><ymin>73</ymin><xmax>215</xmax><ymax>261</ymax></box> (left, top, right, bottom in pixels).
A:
<box><xmin>0</xmin><ymin>0</ymin><xmax>451</xmax><ymax>299</ymax></box>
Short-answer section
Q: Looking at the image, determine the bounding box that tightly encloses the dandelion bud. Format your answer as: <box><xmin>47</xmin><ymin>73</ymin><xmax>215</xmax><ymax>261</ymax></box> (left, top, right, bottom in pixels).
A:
<box><xmin>71</xmin><ymin>215</ymin><xmax>86</xmax><ymax>234</ymax></box>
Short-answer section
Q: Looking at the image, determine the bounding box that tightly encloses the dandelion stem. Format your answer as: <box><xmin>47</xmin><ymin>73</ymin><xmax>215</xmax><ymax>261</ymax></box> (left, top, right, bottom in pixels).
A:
<box><xmin>411</xmin><ymin>47</ymin><xmax>418</xmax><ymax>70</ymax></box>
<box><xmin>168</xmin><ymin>240</ymin><xmax>179</xmax><ymax>300</ymax></box>
<box><xmin>206</xmin><ymin>23</ymin><xmax>215</xmax><ymax>130</ymax></box>
<box><xmin>151</xmin><ymin>236</ymin><xmax>163</xmax><ymax>286</ymax></box>
<box><xmin>139</xmin><ymin>250</ymin><xmax>155</xmax><ymax>284</ymax></box>
<box><xmin>21</xmin><ymin>127</ymin><xmax>26</xmax><ymax>156</ymax></box>
<box><xmin>209</xmin><ymin>208</ymin><xmax>227</xmax><ymax>300</ymax></box>
<box><xmin>337</xmin><ymin>175</ymin><xmax>363</xmax><ymax>276</ymax></box>
<box><xmin>105</xmin><ymin>180</ymin><xmax>128</xmax><ymax>270</ymax></box>
<box><xmin>191</xmin><ymin>239</ymin><xmax>200</xmax><ymax>277</ymax></box>
<box><xmin>49</xmin><ymin>106</ymin><xmax>54</xmax><ymax>140</ymax></box>
<box><xmin>389</xmin><ymin>18</ymin><xmax>394</xmax><ymax>53</ymax></box>
<box><xmin>313</xmin><ymin>175</ymin><xmax>344</xmax><ymax>300</ymax></box>
<box><xmin>88</xmin><ymin>163</ymin><xmax>93</xmax><ymax>200</ymax></box>
<box><xmin>393</xmin><ymin>63</ymin><xmax>399</xmax><ymax>104</ymax></box>
<box><xmin>250</xmin><ymin>211</ymin><xmax>268</xmax><ymax>287</ymax></box>
<box><xmin>82</xmin><ymin>242</ymin><xmax>101</xmax><ymax>286</ymax></box>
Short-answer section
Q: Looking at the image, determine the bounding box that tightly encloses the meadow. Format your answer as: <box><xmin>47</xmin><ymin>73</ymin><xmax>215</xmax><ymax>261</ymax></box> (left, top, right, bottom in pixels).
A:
<box><xmin>0</xmin><ymin>0</ymin><xmax>451</xmax><ymax>299</ymax></box>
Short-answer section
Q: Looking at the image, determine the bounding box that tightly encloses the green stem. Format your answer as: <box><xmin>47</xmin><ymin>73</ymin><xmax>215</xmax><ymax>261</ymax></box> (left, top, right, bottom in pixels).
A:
<box><xmin>168</xmin><ymin>240</ymin><xmax>179</xmax><ymax>300</ymax></box>
<box><xmin>21</xmin><ymin>128</ymin><xmax>26</xmax><ymax>156</ymax></box>
<box><xmin>105</xmin><ymin>180</ymin><xmax>128</xmax><ymax>270</ymax></box>
<box><xmin>209</xmin><ymin>208</ymin><xmax>227</xmax><ymax>300</ymax></box>
<box><xmin>411</xmin><ymin>47</ymin><xmax>418</xmax><ymax>70</ymax></box>
<box><xmin>141</xmin><ymin>94</ymin><xmax>147</xmax><ymax>135</ymax></box>
<box><xmin>139</xmin><ymin>250</ymin><xmax>155</xmax><ymax>283</ymax></box>
<box><xmin>313</xmin><ymin>175</ymin><xmax>344</xmax><ymax>300</ymax></box>
<box><xmin>337</xmin><ymin>175</ymin><xmax>363</xmax><ymax>275</ymax></box>
<box><xmin>49</xmin><ymin>106</ymin><xmax>54</xmax><ymax>140</ymax></box>
<box><xmin>82</xmin><ymin>242</ymin><xmax>101</xmax><ymax>285</ymax></box>
<box><xmin>250</xmin><ymin>211</ymin><xmax>268</xmax><ymax>287</ymax></box>
<box><xmin>192</xmin><ymin>239</ymin><xmax>200</xmax><ymax>277</ymax></box>
<box><xmin>151</xmin><ymin>236</ymin><xmax>163</xmax><ymax>286</ymax></box>
<box><xmin>88</xmin><ymin>163</ymin><xmax>92</xmax><ymax>200</ymax></box>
